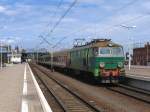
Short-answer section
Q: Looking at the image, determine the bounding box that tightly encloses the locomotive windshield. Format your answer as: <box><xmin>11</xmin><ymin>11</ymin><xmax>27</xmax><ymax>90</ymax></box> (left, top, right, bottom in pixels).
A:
<box><xmin>99</xmin><ymin>47</ymin><xmax>124</xmax><ymax>57</ymax></box>
<box><xmin>100</xmin><ymin>48</ymin><xmax>111</xmax><ymax>54</ymax></box>
<box><xmin>112</xmin><ymin>47</ymin><xmax>124</xmax><ymax>56</ymax></box>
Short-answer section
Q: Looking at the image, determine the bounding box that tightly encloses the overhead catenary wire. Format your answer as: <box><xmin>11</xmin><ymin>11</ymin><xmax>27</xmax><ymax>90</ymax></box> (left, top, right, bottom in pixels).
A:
<box><xmin>85</xmin><ymin>0</ymin><xmax>140</xmax><ymax>37</ymax></box>
<box><xmin>38</xmin><ymin>0</ymin><xmax>137</xmax><ymax>48</ymax></box>
<box><xmin>113</xmin><ymin>0</ymin><xmax>139</xmax><ymax>13</ymax></box>
<box><xmin>37</xmin><ymin>0</ymin><xmax>78</xmax><ymax>48</ymax></box>
<box><xmin>37</xmin><ymin>0</ymin><xmax>143</xmax><ymax>50</ymax></box>
<box><xmin>47</xmin><ymin>0</ymin><xmax>78</xmax><ymax>37</ymax></box>
<box><xmin>51</xmin><ymin>0</ymin><xmax>138</xmax><ymax>33</ymax></box>
<box><xmin>46</xmin><ymin>0</ymin><xmax>137</xmax><ymax>38</ymax></box>
<box><xmin>51</xmin><ymin>0</ymin><xmax>141</xmax><ymax>48</ymax></box>
<box><xmin>39</xmin><ymin>35</ymin><xmax>52</xmax><ymax>46</ymax></box>
<box><xmin>96</xmin><ymin>13</ymin><xmax>150</xmax><ymax>34</ymax></box>
<box><xmin>46</xmin><ymin>0</ymin><xmax>64</xmax><ymax>27</ymax></box>
<box><xmin>37</xmin><ymin>0</ymin><xmax>64</xmax><ymax>43</ymax></box>
<box><xmin>52</xmin><ymin>13</ymin><xmax>150</xmax><ymax>49</ymax></box>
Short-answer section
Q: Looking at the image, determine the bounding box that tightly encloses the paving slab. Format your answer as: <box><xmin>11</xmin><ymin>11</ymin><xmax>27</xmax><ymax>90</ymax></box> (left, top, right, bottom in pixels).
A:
<box><xmin>0</xmin><ymin>63</ymin><xmax>45</xmax><ymax>112</ymax></box>
<box><xmin>125</xmin><ymin>65</ymin><xmax>150</xmax><ymax>80</ymax></box>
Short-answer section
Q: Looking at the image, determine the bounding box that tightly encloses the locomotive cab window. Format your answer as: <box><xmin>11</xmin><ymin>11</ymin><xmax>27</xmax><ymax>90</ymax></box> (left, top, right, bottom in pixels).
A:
<box><xmin>99</xmin><ymin>47</ymin><xmax>124</xmax><ymax>57</ymax></box>
<box><xmin>112</xmin><ymin>47</ymin><xmax>124</xmax><ymax>57</ymax></box>
<box><xmin>99</xmin><ymin>48</ymin><xmax>111</xmax><ymax>55</ymax></box>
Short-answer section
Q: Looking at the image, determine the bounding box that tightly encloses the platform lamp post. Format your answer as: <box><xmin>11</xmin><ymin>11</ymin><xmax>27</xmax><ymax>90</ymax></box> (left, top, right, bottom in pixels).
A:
<box><xmin>120</xmin><ymin>25</ymin><xmax>136</xmax><ymax>70</ymax></box>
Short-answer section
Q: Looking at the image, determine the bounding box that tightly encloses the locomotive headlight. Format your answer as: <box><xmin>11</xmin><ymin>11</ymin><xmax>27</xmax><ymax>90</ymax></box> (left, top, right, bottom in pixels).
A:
<box><xmin>118</xmin><ymin>62</ymin><xmax>123</xmax><ymax>68</ymax></box>
<box><xmin>99</xmin><ymin>62</ymin><xmax>105</xmax><ymax>68</ymax></box>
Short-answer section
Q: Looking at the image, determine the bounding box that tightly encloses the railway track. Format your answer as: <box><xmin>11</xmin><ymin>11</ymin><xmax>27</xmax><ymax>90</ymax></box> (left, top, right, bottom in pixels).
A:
<box><xmin>106</xmin><ymin>84</ymin><xmax>150</xmax><ymax>103</ymax></box>
<box><xmin>30</xmin><ymin>63</ymin><xmax>102</xmax><ymax>112</ymax></box>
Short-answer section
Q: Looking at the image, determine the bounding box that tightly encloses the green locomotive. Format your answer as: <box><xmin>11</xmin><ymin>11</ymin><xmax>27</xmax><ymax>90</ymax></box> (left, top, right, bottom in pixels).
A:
<box><xmin>38</xmin><ymin>39</ymin><xmax>125</xmax><ymax>83</ymax></box>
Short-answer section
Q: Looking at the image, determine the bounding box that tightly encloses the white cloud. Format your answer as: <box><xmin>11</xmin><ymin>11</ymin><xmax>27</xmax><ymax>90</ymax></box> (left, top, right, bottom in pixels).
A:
<box><xmin>141</xmin><ymin>1</ymin><xmax>150</xmax><ymax>10</ymax></box>
<box><xmin>0</xmin><ymin>0</ymin><xmax>150</xmax><ymax>49</ymax></box>
<box><xmin>0</xmin><ymin>5</ymin><xmax>6</xmax><ymax>12</ymax></box>
<box><xmin>78</xmin><ymin>0</ymin><xmax>103</xmax><ymax>4</ymax></box>
<box><xmin>0</xmin><ymin>5</ymin><xmax>18</xmax><ymax>16</ymax></box>
<box><xmin>0</xmin><ymin>4</ymin><xmax>34</xmax><ymax>16</ymax></box>
<box><xmin>62</xmin><ymin>17</ymin><xmax>78</xmax><ymax>22</ymax></box>
<box><xmin>1</xmin><ymin>38</ymin><xmax>15</xmax><ymax>44</ymax></box>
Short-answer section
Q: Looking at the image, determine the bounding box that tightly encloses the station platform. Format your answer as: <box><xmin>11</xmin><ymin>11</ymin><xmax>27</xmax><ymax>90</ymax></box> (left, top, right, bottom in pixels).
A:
<box><xmin>125</xmin><ymin>65</ymin><xmax>150</xmax><ymax>81</ymax></box>
<box><xmin>0</xmin><ymin>63</ymin><xmax>52</xmax><ymax>112</ymax></box>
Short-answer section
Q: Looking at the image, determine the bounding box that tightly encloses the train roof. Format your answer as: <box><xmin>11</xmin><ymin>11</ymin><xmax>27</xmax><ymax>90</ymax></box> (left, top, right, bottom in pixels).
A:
<box><xmin>39</xmin><ymin>54</ymin><xmax>50</xmax><ymax>58</ymax></box>
<box><xmin>39</xmin><ymin>39</ymin><xmax>123</xmax><ymax>57</ymax></box>
<box><xmin>71</xmin><ymin>39</ymin><xmax>122</xmax><ymax>51</ymax></box>
<box><xmin>53</xmin><ymin>49</ymin><xmax>70</xmax><ymax>56</ymax></box>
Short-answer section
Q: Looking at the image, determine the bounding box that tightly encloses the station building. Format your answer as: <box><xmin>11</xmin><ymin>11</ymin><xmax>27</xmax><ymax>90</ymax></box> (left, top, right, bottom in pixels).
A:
<box><xmin>0</xmin><ymin>44</ymin><xmax>23</xmax><ymax>66</ymax></box>
<box><xmin>133</xmin><ymin>42</ymin><xmax>150</xmax><ymax>65</ymax></box>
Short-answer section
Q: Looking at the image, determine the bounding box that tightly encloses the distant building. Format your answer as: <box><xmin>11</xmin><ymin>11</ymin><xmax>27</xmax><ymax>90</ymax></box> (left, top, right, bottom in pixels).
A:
<box><xmin>0</xmin><ymin>43</ymin><xmax>23</xmax><ymax>65</ymax></box>
<box><xmin>11</xmin><ymin>53</ymin><xmax>22</xmax><ymax>64</ymax></box>
<box><xmin>10</xmin><ymin>46</ymin><xmax>22</xmax><ymax>64</ymax></box>
<box><xmin>133</xmin><ymin>42</ymin><xmax>150</xmax><ymax>65</ymax></box>
<box><xmin>0</xmin><ymin>44</ymin><xmax>11</xmax><ymax>65</ymax></box>
<box><xmin>15</xmin><ymin>46</ymin><xmax>19</xmax><ymax>53</ymax></box>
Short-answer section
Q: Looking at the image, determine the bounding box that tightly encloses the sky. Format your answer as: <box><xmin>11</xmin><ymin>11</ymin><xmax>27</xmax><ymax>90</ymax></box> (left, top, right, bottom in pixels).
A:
<box><xmin>0</xmin><ymin>0</ymin><xmax>150</xmax><ymax>51</ymax></box>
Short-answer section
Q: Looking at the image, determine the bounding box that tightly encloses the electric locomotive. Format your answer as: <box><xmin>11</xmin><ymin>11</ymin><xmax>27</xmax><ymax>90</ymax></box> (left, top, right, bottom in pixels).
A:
<box><xmin>38</xmin><ymin>39</ymin><xmax>125</xmax><ymax>83</ymax></box>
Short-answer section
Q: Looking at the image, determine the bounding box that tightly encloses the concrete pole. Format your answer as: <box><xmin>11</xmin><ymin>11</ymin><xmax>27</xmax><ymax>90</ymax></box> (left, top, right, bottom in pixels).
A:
<box><xmin>128</xmin><ymin>48</ymin><xmax>131</xmax><ymax>70</ymax></box>
<box><xmin>11</xmin><ymin>48</ymin><xmax>13</xmax><ymax>64</ymax></box>
<box><xmin>0</xmin><ymin>41</ymin><xmax>2</xmax><ymax>69</ymax></box>
<box><xmin>147</xmin><ymin>42</ymin><xmax>149</xmax><ymax>65</ymax></box>
<box><xmin>51</xmin><ymin>49</ymin><xmax>53</xmax><ymax>72</ymax></box>
<box><xmin>32</xmin><ymin>52</ymin><xmax>35</xmax><ymax>61</ymax></box>
<box><xmin>7</xmin><ymin>45</ymin><xmax>10</xmax><ymax>63</ymax></box>
<box><xmin>128</xmin><ymin>38</ymin><xmax>132</xmax><ymax>70</ymax></box>
<box><xmin>120</xmin><ymin>25</ymin><xmax>136</xmax><ymax>70</ymax></box>
<box><xmin>36</xmin><ymin>49</ymin><xmax>38</xmax><ymax>63</ymax></box>
<box><xmin>128</xmin><ymin>37</ymin><xmax>134</xmax><ymax>70</ymax></box>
